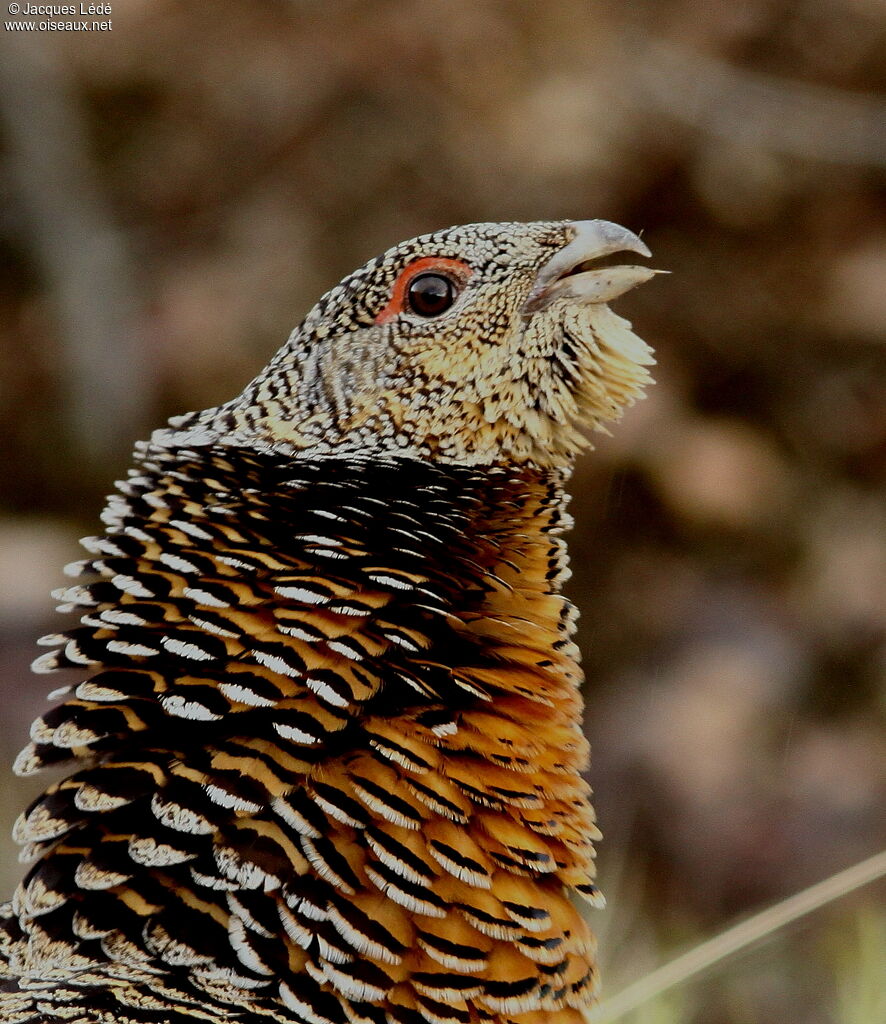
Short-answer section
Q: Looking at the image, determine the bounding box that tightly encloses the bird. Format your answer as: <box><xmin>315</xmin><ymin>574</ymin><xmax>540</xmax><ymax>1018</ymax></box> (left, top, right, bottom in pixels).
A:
<box><xmin>0</xmin><ymin>219</ymin><xmax>656</xmax><ymax>1024</ymax></box>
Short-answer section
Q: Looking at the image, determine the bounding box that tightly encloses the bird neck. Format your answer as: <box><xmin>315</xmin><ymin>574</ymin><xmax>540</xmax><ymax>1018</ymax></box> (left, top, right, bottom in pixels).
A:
<box><xmin>12</xmin><ymin>449</ymin><xmax>600</xmax><ymax>1021</ymax></box>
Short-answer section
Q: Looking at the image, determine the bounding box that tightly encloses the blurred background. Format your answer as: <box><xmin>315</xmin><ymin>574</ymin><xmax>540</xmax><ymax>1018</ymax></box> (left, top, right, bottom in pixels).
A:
<box><xmin>0</xmin><ymin>1</ymin><xmax>883</xmax><ymax>1021</ymax></box>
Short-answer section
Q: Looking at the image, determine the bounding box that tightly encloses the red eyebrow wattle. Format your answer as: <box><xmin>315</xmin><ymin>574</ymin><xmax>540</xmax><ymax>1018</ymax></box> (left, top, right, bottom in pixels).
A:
<box><xmin>374</xmin><ymin>257</ymin><xmax>472</xmax><ymax>324</ymax></box>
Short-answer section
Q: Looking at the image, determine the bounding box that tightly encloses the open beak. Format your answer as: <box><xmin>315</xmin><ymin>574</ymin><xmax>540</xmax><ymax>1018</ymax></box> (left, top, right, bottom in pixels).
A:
<box><xmin>523</xmin><ymin>220</ymin><xmax>659</xmax><ymax>312</ymax></box>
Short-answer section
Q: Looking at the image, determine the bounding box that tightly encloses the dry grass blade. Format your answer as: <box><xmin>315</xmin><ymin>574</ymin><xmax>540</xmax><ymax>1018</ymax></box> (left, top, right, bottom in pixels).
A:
<box><xmin>588</xmin><ymin>849</ymin><xmax>886</xmax><ymax>1022</ymax></box>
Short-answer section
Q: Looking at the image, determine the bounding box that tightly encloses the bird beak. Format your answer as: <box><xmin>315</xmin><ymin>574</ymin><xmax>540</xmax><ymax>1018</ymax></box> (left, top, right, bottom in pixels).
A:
<box><xmin>523</xmin><ymin>220</ymin><xmax>659</xmax><ymax>312</ymax></box>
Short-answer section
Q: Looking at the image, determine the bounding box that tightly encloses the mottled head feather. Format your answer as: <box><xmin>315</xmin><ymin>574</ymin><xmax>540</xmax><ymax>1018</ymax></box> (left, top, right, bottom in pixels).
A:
<box><xmin>153</xmin><ymin>221</ymin><xmax>656</xmax><ymax>468</ymax></box>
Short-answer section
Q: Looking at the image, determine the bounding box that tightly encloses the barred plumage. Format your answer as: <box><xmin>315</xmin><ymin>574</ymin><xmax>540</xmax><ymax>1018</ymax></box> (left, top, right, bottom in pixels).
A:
<box><xmin>1</xmin><ymin>220</ymin><xmax>656</xmax><ymax>1023</ymax></box>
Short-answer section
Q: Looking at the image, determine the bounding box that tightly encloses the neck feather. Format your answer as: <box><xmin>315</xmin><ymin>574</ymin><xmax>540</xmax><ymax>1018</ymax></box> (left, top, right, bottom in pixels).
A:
<box><xmin>10</xmin><ymin>449</ymin><xmax>601</xmax><ymax>1023</ymax></box>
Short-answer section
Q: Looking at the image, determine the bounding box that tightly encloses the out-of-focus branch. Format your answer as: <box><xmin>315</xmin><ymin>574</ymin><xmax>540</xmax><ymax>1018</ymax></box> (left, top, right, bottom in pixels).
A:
<box><xmin>590</xmin><ymin>849</ymin><xmax>886</xmax><ymax>1022</ymax></box>
<box><xmin>633</xmin><ymin>39</ymin><xmax>886</xmax><ymax>167</ymax></box>
<box><xmin>0</xmin><ymin>35</ymin><xmax>150</xmax><ymax>473</ymax></box>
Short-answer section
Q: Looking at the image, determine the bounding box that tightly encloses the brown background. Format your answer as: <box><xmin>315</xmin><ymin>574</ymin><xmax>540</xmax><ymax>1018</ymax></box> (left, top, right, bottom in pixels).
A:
<box><xmin>0</xmin><ymin>2</ymin><xmax>884</xmax><ymax>1021</ymax></box>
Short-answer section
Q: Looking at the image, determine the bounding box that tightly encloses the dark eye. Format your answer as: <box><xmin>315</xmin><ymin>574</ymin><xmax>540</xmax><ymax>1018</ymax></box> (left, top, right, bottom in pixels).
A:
<box><xmin>406</xmin><ymin>273</ymin><xmax>456</xmax><ymax>317</ymax></box>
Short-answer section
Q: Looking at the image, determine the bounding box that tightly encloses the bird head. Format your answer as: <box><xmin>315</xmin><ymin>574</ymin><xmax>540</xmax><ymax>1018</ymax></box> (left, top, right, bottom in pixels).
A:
<box><xmin>153</xmin><ymin>220</ymin><xmax>657</xmax><ymax>469</ymax></box>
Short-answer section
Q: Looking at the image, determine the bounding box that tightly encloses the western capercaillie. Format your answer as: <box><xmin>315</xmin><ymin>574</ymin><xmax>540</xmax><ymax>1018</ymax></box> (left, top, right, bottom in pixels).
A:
<box><xmin>0</xmin><ymin>220</ymin><xmax>656</xmax><ymax>1024</ymax></box>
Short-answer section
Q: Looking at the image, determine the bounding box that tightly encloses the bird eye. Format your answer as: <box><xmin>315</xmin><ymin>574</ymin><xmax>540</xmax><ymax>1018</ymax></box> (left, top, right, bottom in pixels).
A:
<box><xmin>374</xmin><ymin>258</ymin><xmax>471</xmax><ymax>325</ymax></box>
<box><xmin>406</xmin><ymin>273</ymin><xmax>457</xmax><ymax>317</ymax></box>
